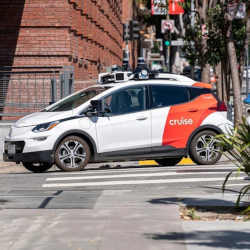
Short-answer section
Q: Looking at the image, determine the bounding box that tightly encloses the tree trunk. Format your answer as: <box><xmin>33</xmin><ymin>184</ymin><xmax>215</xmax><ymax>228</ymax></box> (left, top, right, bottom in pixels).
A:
<box><xmin>221</xmin><ymin>59</ymin><xmax>229</xmax><ymax>103</ymax></box>
<box><xmin>216</xmin><ymin>62</ymin><xmax>223</xmax><ymax>100</ymax></box>
<box><xmin>201</xmin><ymin>63</ymin><xmax>210</xmax><ymax>83</ymax></box>
<box><xmin>227</xmin><ymin>39</ymin><xmax>243</xmax><ymax>125</ymax></box>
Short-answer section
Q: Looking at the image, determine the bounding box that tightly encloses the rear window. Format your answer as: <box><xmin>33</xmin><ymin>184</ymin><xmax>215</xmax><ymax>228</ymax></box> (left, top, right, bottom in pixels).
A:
<box><xmin>188</xmin><ymin>87</ymin><xmax>211</xmax><ymax>101</ymax></box>
<box><xmin>151</xmin><ymin>85</ymin><xmax>189</xmax><ymax>108</ymax></box>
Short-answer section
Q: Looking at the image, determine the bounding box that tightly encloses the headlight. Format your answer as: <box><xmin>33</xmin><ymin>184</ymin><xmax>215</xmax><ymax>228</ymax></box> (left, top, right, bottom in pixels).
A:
<box><xmin>32</xmin><ymin>121</ymin><xmax>60</xmax><ymax>133</ymax></box>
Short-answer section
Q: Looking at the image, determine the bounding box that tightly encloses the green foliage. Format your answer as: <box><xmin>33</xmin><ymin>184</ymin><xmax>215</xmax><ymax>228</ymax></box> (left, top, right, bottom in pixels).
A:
<box><xmin>187</xmin><ymin>207</ymin><xmax>200</xmax><ymax>220</ymax></box>
<box><xmin>217</xmin><ymin>117</ymin><xmax>250</xmax><ymax>207</ymax></box>
<box><xmin>181</xmin><ymin>1</ymin><xmax>248</xmax><ymax>69</ymax></box>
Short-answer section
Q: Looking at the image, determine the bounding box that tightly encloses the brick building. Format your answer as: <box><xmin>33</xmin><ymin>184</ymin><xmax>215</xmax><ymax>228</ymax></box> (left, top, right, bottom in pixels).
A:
<box><xmin>0</xmin><ymin>0</ymin><xmax>124</xmax><ymax>82</ymax></box>
<box><xmin>0</xmin><ymin>0</ymin><xmax>139</xmax><ymax>119</ymax></box>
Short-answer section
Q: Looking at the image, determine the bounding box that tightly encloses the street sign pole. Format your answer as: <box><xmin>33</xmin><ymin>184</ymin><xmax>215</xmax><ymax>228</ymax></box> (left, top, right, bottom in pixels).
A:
<box><xmin>168</xmin><ymin>34</ymin><xmax>171</xmax><ymax>72</ymax></box>
<box><xmin>161</xmin><ymin>20</ymin><xmax>174</xmax><ymax>72</ymax></box>
<box><xmin>246</xmin><ymin>46</ymin><xmax>249</xmax><ymax>97</ymax></box>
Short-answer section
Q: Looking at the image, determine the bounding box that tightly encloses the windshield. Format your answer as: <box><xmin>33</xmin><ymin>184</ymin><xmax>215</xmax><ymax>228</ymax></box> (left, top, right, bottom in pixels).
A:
<box><xmin>45</xmin><ymin>86</ymin><xmax>109</xmax><ymax>112</ymax></box>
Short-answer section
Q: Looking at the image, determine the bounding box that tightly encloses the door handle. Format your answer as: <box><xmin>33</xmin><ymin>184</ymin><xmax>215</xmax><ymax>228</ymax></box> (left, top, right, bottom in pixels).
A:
<box><xmin>136</xmin><ymin>116</ymin><xmax>148</xmax><ymax>121</ymax></box>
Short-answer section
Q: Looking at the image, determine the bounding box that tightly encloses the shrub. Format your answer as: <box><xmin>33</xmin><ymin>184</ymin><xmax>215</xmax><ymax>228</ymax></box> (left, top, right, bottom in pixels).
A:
<box><xmin>217</xmin><ymin>117</ymin><xmax>250</xmax><ymax>207</ymax></box>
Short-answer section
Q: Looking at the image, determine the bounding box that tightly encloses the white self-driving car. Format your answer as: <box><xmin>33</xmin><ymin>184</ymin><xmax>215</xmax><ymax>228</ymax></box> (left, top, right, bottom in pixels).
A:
<box><xmin>3</xmin><ymin>71</ymin><xmax>232</xmax><ymax>172</ymax></box>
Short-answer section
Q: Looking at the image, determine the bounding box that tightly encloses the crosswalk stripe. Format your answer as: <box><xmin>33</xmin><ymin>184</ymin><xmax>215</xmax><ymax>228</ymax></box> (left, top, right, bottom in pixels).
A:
<box><xmin>43</xmin><ymin>176</ymin><xmax>245</xmax><ymax>188</ymax></box>
<box><xmin>46</xmin><ymin>171</ymin><xmax>241</xmax><ymax>182</ymax></box>
<box><xmin>48</xmin><ymin>165</ymin><xmax>235</xmax><ymax>176</ymax></box>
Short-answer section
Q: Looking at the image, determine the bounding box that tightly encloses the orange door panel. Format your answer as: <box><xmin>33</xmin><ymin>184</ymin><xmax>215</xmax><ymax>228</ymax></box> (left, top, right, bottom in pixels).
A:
<box><xmin>162</xmin><ymin>94</ymin><xmax>217</xmax><ymax>148</ymax></box>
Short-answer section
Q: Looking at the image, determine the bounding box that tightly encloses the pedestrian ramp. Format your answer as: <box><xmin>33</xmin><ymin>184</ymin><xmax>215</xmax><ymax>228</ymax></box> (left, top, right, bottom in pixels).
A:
<box><xmin>42</xmin><ymin>164</ymin><xmax>247</xmax><ymax>189</ymax></box>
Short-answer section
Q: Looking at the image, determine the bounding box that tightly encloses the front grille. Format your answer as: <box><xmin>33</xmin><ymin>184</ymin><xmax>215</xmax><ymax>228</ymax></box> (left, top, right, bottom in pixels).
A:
<box><xmin>4</xmin><ymin>141</ymin><xmax>25</xmax><ymax>154</ymax></box>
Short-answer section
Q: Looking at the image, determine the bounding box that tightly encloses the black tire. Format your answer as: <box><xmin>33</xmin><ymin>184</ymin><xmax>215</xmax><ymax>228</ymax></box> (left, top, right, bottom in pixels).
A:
<box><xmin>55</xmin><ymin>136</ymin><xmax>90</xmax><ymax>172</ymax></box>
<box><xmin>189</xmin><ymin>130</ymin><xmax>222</xmax><ymax>165</ymax></box>
<box><xmin>155</xmin><ymin>157</ymin><xmax>183</xmax><ymax>166</ymax></box>
<box><xmin>22</xmin><ymin>162</ymin><xmax>53</xmax><ymax>173</ymax></box>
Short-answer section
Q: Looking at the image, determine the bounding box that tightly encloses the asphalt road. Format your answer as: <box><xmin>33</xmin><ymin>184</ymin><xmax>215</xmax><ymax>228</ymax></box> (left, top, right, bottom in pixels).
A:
<box><xmin>0</xmin><ymin>161</ymin><xmax>249</xmax><ymax>250</ymax></box>
<box><xmin>0</xmin><ymin>161</ymin><xmax>248</xmax><ymax>209</ymax></box>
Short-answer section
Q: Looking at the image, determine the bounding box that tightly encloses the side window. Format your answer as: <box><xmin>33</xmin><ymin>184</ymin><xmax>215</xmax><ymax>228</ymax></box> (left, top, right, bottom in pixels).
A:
<box><xmin>103</xmin><ymin>86</ymin><xmax>146</xmax><ymax>115</ymax></box>
<box><xmin>188</xmin><ymin>87</ymin><xmax>211</xmax><ymax>101</ymax></box>
<box><xmin>151</xmin><ymin>85</ymin><xmax>189</xmax><ymax>108</ymax></box>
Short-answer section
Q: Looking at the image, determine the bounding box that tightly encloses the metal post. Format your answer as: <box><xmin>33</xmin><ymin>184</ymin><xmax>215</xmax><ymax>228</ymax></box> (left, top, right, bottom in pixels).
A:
<box><xmin>246</xmin><ymin>46</ymin><xmax>249</xmax><ymax>97</ymax></box>
<box><xmin>60</xmin><ymin>66</ymin><xmax>74</xmax><ymax>98</ymax></box>
<box><xmin>191</xmin><ymin>0</ymin><xmax>195</xmax><ymax>79</ymax></box>
<box><xmin>50</xmin><ymin>78</ymin><xmax>57</xmax><ymax>104</ymax></box>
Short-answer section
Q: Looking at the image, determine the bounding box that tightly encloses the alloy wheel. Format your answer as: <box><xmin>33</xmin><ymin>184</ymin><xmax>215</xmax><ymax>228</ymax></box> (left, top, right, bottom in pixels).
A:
<box><xmin>55</xmin><ymin>136</ymin><xmax>90</xmax><ymax>171</ymax></box>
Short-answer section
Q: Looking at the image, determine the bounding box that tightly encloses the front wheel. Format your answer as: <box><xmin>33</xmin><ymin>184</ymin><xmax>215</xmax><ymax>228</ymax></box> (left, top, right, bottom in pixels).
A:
<box><xmin>55</xmin><ymin>136</ymin><xmax>90</xmax><ymax>172</ymax></box>
<box><xmin>22</xmin><ymin>162</ymin><xmax>53</xmax><ymax>173</ymax></box>
<box><xmin>155</xmin><ymin>157</ymin><xmax>183</xmax><ymax>166</ymax></box>
<box><xmin>189</xmin><ymin>130</ymin><xmax>222</xmax><ymax>165</ymax></box>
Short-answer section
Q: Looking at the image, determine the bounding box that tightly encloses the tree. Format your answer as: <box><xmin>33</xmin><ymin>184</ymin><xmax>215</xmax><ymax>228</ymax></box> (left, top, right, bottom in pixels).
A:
<box><xmin>137</xmin><ymin>0</ymin><xmax>249</xmax><ymax>124</ymax></box>
<box><xmin>181</xmin><ymin>0</ymin><xmax>249</xmax><ymax>125</ymax></box>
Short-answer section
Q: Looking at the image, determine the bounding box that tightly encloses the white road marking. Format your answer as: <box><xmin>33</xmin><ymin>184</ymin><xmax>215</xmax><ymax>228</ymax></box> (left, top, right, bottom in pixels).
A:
<box><xmin>43</xmin><ymin>176</ymin><xmax>245</xmax><ymax>188</ymax></box>
<box><xmin>46</xmin><ymin>171</ymin><xmax>242</xmax><ymax>182</ymax></box>
<box><xmin>48</xmin><ymin>165</ymin><xmax>235</xmax><ymax>176</ymax></box>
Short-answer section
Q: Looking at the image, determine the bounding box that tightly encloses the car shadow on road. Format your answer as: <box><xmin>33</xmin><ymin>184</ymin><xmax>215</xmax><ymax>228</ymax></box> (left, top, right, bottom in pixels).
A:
<box><xmin>6</xmin><ymin>162</ymin><xmax>221</xmax><ymax>175</ymax></box>
<box><xmin>7</xmin><ymin>163</ymin><xmax>194</xmax><ymax>175</ymax></box>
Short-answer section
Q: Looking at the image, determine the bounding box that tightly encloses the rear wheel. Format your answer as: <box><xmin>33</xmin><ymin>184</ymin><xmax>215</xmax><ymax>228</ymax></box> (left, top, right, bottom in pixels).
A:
<box><xmin>155</xmin><ymin>157</ymin><xmax>182</xmax><ymax>166</ymax></box>
<box><xmin>55</xmin><ymin>136</ymin><xmax>90</xmax><ymax>172</ymax></box>
<box><xmin>22</xmin><ymin>162</ymin><xmax>53</xmax><ymax>173</ymax></box>
<box><xmin>189</xmin><ymin>130</ymin><xmax>222</xmax><ymax>165</ymax></box>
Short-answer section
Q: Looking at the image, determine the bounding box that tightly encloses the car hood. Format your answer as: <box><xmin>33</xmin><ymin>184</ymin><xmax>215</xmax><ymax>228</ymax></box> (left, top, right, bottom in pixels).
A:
<box><xmin>15</xmin><ymin>111</ymin><xmax>74</xmax><ymax>127</ymax></box>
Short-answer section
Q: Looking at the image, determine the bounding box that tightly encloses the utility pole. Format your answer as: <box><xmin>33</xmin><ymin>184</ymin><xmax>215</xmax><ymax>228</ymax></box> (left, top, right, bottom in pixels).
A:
<box><xmin>247</xmin><ymin>46</ymin><xmax>249</xmax><ymax>97</ymax></box>
<box><xmin>123</xmin><ymin>23</ymin><xmax>130</xmax><ymax>69</ymax></box>
<box><xmin>166</xmin><ymin>11</ymin><xmax>171</xmax><ymax>72</ymax></box>
<box><xmin>190</xmin><ymin>0</ymin><xmax>195</xmax><ymax>78</ymax></box>
<box><xmin>246</xmin><ymin>8</ymin><xmax>250</xmax><ymax>97</ymax></box>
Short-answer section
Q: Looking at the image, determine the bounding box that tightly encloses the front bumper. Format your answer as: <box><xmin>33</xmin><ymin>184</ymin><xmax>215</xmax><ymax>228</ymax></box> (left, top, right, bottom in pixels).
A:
<box><xmin>3</xmin><ymin>151</ymin><xmax>53</xmax><ymax>164</ymax></box>
<box><xmin>3</xmin><ymin>127</ymin><xmax>56</xmax><ymax>164</ymax></box>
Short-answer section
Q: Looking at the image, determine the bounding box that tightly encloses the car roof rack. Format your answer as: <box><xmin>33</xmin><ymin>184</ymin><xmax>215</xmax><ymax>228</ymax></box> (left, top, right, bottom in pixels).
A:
<box><xmin>98</xmin><ymin>71</ymin><xmax>133</xmax><ymax>84</ymax></box>
<box><xmin>150</xmin><ymin>73</ymin><xmax>195</xmax><ymax>83</ymax></box>
<box><xmin>97</xmin><ymin>69</ymin><xmax>195</xmax><ymax>85</ymax></box>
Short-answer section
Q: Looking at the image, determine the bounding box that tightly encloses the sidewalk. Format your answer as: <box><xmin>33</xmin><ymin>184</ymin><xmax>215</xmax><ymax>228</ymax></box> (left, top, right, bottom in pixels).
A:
<box><xmin>0</xmin><ymin>188</ymin><xmax>249</xmax><ymax>250</ymax></box>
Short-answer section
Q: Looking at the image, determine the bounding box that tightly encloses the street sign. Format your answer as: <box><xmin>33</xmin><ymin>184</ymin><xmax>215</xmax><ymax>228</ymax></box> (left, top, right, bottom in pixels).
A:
<box><xmin>169</xmin><ymin>0</ymin><xmax>184</xmax><ymax>15</ymax></box>
<box><xmin>151</xmin><ymin>0</ymin><xmax>167</xmax><ymax>15</ymax></box>
<box><xmin>161</xmin><ymin>20</ymin><xmax>174</xmax><ymax>33</ymax></box>
<box><xmin>171</xmin><ymin>39</ymin><xmax>184</xmax><ymax>46</ymax></box>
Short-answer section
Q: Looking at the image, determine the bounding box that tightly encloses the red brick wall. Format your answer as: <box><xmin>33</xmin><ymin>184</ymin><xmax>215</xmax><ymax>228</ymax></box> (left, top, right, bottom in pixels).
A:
<box><xmin>0</xmin><ymin>0</ymin><xmax>125</xmax><ymax>119</ymax></box>
<box><xmin>0</xmin><ymin>0</ymin><xmax>123</xmax><ymax>82</ymax></box>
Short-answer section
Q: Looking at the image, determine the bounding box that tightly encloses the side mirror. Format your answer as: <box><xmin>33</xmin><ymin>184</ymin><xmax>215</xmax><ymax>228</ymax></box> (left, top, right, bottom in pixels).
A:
<box><xmin>85</xmin><ymin>100</ymin><xmax>104</xmax><ymax>116</ymax></box>
<box><xmin>90</xmin><ymin>100</ymin><xmax>103</xmax><ymax>113</ymax></box>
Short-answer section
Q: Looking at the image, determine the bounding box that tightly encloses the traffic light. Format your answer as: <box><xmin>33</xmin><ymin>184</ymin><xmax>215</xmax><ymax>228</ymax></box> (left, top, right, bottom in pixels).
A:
<box><xmin>129</xmin><ymin>20</ymin><xmax>140</xmax><ymax>40</ymax></box>
<box><xmin>164</xmin><ymin>30</ymin><xmax>171</xmax><ymax>47</ymax></box>
<box><xmin>123</xmin><ymin>20</ymin><xmax>140</xmax><ymax>41</ymax></box>
<box><xmin>123</xmin><ymin>23</ymin><xmax>130</xmax><ymax>41</ymax></box>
